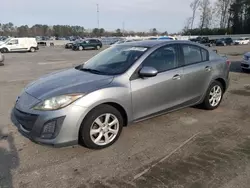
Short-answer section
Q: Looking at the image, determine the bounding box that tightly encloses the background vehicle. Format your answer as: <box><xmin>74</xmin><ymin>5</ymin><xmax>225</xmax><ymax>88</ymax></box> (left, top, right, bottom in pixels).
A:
<box><xmin>12</xmin><ymin>40</ymin><xmax>230</xmax><ymax>149</ymax></box>
<box><xmin>216</xmin><ymin>38</ymin><xmax>233</xmax><ymax>46</ymax></box>
<box><xmin>234</xmin><ymin>38</ymin><xmax>249</xmax><ymax>45</ymax></box>
<box><xmin>65</xmin><ymin>42</ymin><xmax>74</xmax><ymax>49</ymax></box>
<box><xmin>72</xmin><ymin>39</ymin><xmax>102</xmax><ymax>51</ymax></box>
<box><xmin>189</xmin><ymin>37</ymin><xmax>214</xmax><ymax>47</ymax></box>
<box><xmin>0</xmin><ymin>52</ymin><xmax>4</xmax><ymax>66</ymax></box>
<box><xmin>0</xmin><ymin>37</ymin><xmax>38</xmax><ymax>53</ymax></box>
<box><xmin>241</xmin><ymin>52</ymin><xmax>250</xmax><ymax>71</ymax></box>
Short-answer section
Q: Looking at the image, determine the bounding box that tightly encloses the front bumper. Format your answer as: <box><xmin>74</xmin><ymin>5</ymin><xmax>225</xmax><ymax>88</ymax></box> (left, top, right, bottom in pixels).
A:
<box><xmin>241</xmin><ymin>60</ymin><xmax>250</xmax><ymax>70</ymax></box>
<box><xmin>11</xmin><ymin>94</ymin><xmax>88</xmax><ymax>147</ymax></box>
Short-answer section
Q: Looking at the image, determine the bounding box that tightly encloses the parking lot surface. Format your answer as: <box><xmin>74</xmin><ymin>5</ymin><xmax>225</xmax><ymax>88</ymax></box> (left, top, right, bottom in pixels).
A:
<box><xmin>0</xmin><ymin>45</ymin><xmax>250</xmax><ymax>188</ymax></box>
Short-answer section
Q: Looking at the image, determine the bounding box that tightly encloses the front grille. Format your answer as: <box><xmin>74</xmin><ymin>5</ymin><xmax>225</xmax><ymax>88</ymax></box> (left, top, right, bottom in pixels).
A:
<box><xmin>14</xmin><ymin>108</ymin><xmax>38</xmax><ymax>131</ymax></box>
<box><xmin>242</xmin><ymin>64</ymin><xmax>249</xmax><ymax>68</ymax></box>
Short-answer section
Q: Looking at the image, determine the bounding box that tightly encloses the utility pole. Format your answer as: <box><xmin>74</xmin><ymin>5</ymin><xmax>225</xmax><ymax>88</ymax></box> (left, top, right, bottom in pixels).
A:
<box><xmin>122</xmin><ymin>21</ymin><xmax>125</xmax><ymax>36</ymax></box>
<box><xmin>96</xmin><ymin>4</ymin><xmax>99</xmax><ymax>29</ymax></box>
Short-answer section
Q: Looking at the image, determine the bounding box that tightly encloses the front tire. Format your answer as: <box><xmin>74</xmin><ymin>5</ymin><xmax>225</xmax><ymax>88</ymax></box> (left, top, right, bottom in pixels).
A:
<box><xmin>79</xmin><ymin>105</ymin><xmax>124</xmax><ymax>149</ymax></box>
<box><xmin>1</xmin><ymin>48</ymin><xmax>8</xmax><ymax>53</ymax></box>
<box><xmin>201</xmin><ymin>81</ymin><xmax>224</xmax><ymax>110</ymax></box>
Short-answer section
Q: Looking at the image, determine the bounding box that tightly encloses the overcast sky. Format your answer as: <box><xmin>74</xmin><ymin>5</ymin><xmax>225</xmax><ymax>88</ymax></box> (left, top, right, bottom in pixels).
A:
<box><xmin>1</xmin><ymin>0</ymin><xmax>198</xmax><ymax>33</ymax></box>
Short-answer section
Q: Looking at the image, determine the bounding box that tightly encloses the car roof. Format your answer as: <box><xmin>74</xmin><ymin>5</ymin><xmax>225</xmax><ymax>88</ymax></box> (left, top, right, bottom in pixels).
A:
<box><xmin>117</xmin><ymin>40</ymin><xmax>201</xmax><ymax>48</ymax></box>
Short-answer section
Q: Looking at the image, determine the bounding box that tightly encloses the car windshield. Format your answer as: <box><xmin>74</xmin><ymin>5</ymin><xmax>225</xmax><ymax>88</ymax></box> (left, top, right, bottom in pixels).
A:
<box><xmin>76</xmin><ymin>45</ymin><xmax>148</xmax><ymax>75</ymax></box>
<box><xmin>2</xmin><ymin>38</ymin><xmax>11</xmax><ymax>43</ymax></box>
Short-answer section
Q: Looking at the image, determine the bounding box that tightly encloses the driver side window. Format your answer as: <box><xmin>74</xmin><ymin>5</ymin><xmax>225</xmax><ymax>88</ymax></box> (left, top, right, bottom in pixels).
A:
<box><xmin>8</xmin><ymin>39</ymin><xmax>18</xmax><ymax>45</ymax></box>
<box><xmin>142</xmin><ymin>45</ymin><xmax>179</xmax><ymax>73</ymax></box>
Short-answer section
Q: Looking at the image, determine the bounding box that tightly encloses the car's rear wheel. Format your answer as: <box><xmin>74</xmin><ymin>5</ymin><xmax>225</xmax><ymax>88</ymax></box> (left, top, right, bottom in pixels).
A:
<box><xmin>79</xmin><ymin>46</ymin><xmax>83</xmax><ymax>51</ymax></box>
<box><xmin>30</xmin><ymin>47</ymin><xmax>36</xmax><ymax>53</ymax></box>
<box><xmin>96</xmin><ymin>45</ymin><xmax>101</xmax><ymax>50</ymax></box>
<box><xmin>79</xmin><ymin>105</ymin><xmax>123</xmax><ymax>149</ymax></box>
<box><xmin>202</xmin><ymin>81</ymin><xmax>224</xmax><ymax>110</ymax></box>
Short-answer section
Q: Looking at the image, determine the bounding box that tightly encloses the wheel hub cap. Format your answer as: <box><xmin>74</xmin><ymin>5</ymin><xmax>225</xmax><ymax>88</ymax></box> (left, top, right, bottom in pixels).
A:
<box><xmin>90</xmin><ymin>113</ymin><xmax>119</xmax><ymax>146</ymax></box>
<box><xmin>209</xmin><ymin>85</ymin><xmax>222</xmax><ymax>107</ymax></box>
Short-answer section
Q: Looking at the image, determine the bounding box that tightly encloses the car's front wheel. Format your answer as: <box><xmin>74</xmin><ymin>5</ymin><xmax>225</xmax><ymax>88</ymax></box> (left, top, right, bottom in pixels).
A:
<box><xmin>79</xmin><ymin>105</ymin><xmax>124</xmax><ymax>149</ymax></box>
<box><xmin>202</xmin><ymin>81</ymin><xmax>224</xmax><ymax>110</ymax></box>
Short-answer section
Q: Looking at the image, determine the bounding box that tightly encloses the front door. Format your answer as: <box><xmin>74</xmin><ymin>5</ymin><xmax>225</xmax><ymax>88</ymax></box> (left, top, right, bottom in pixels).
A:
<box><xmin>130</xmin><ymin>44</ymin><xmax>185</xmax><ymax>120</ymax></box>
<box><xmin>7</xmin><ymin>39</ymin><xmax>20</xmax><ymax>51</ymax></box>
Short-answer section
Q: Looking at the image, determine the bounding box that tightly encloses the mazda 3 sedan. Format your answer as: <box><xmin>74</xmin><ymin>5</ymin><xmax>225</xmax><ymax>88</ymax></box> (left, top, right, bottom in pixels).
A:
<box><xmin>11</xmin><ymin>40</ymin><xmax>230</xmax><ymax>149</ymax></box>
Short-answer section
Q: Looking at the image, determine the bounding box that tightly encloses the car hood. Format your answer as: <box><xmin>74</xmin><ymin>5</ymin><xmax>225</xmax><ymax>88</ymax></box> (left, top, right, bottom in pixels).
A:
<box><xmin>244</xmin><ymin>52</ymin><xmax>250</xmax><ymax>57</ymax></box>
<box><xmin>25</xmin><ymin>68</ymin><xmax>114</xmax><ymax>100</ymax></box>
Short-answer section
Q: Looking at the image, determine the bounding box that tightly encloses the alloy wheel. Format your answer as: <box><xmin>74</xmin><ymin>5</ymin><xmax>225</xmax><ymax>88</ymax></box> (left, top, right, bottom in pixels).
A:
<box><xmin>209</xmin><ymin>85</ymin><xmax>222</xmax><ymax>107</ymax></box>
<box><xmin>90</xmin><ymin>113</ymin><xmax>119</xmax><ymax>146</ymax></box>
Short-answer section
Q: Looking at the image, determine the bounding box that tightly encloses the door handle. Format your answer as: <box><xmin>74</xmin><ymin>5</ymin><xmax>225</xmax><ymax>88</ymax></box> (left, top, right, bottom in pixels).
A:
<box><xmin>205</xmin><ymin>66</ymin><xmax>212</xmax><ymax>72</ymax></box>
<box><xmin>172</xmin><ymin>74</ymin><xmax>181</xmax><ymax>80</ymax></box>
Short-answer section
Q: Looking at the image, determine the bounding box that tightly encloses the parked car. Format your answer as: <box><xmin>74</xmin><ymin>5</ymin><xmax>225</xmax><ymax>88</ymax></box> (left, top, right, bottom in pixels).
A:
<box><xmin>0</xmin><ymin>37</ymin><xmax>39</xmax><ymax>53</ymax></box>
<box><xmin>216</xmin><ymin>38</ymin><xmax>233</xmax><ymax>46</ymax></box>
<box><xmin>65</xmin><ymin>42</ymin><xmax>74</xmax><ymax>49</ymax></box>
<box><xmin>0</xmin><ymin>52</ymin><xmax>4</xmax><ymax>66</ymax></box>
<box><xmin>189</xmin><ymin>37</ymin><xmax>214</xmax><ymax>47</ymax></box>
<box><xmin>11</xmin><ymin>40</ymin><xmax>230</xmax><ymax>149</ymax></box>
<box><xmin>234</xmin><ymin>38</ymin><xmax>250</xmax><ymax>45</ymax></box>
<box><xmin>72</xmin><ymin>39</ymin><xmax>102</xmax><ymax>51</ymax></box>
<box><xmin>241</xmin><ymin>52</ymin><xmax>250</xmax><ymax>72</ymax></box>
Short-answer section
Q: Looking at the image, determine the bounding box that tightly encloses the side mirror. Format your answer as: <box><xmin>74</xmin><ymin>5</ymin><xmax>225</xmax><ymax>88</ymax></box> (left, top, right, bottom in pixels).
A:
<box><xmin>139</xmin><ymin>66</ymin><xmax>158</xmax><ymax>77</ymax></box>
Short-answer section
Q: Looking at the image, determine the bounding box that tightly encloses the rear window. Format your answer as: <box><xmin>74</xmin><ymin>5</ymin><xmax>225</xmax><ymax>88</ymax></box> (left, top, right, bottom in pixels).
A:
<box><xmin>182</xmin><ymin>45</ymin><xmax>202</xmax><ymax>65</ymax></box>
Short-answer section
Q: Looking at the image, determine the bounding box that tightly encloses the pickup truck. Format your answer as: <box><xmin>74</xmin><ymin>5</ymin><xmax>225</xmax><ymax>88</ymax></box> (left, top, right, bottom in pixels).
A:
<box><xmin>190</xmin><ymin>37</ymin><xmax>215</xmax><ymax>47</ymax></box>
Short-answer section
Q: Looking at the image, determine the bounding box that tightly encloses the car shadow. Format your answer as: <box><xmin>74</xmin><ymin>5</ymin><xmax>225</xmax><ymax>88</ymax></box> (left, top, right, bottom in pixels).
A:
<box><xmin>230</xmin><ymin>61</ymin><xmax>250</xmax><ymax>73</ymax></box>
<box><xmin>0</xmin><ymin>128</ymin><xmax>19</xmax><ymax>188</ymax></box>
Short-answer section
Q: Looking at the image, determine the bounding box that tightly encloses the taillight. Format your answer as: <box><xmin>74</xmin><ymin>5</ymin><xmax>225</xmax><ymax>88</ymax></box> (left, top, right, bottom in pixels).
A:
<box><xmin>226</xmin><ymin>60</ymin><xmax>231</xmax><ymax>66</ymax></box>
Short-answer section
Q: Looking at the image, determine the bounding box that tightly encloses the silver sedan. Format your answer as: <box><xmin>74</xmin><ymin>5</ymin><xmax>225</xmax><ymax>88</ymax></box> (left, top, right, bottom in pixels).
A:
<box><xmin>11</xmin><ymin>40</ymin><xmax>230</xmax><ymax>149</ymax></box>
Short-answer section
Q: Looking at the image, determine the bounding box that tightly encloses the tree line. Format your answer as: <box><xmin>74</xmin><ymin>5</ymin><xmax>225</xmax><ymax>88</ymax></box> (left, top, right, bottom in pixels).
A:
<box><xmin>183</xmin><ymin>0</ymin><xmax>250</xmax><ymax>35</ymax></box>
<box><xmin>0</xmin><ymin>23</ymin><xmax>169</xmax><ymax>38</ymax></box>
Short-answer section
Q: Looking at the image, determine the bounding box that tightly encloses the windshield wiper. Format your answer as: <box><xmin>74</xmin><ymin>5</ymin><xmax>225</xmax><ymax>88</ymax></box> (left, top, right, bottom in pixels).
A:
<box><xmin>79</xmin><ymin>68</ymin><xmax>106</xmax><ymax>75</ymax></box>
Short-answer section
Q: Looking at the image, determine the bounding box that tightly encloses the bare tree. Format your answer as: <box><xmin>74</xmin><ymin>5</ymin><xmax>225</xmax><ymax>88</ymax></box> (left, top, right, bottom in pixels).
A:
<box><xmin>183</xmin><ymin>17</ymin><xmax>193</xmax><ymax>33</ymax></box>
<box><xmin>215</xmin><ymin>0</ymin><xmax>233</xmax><ymax>28</ymax></box>
<box><xmin>190</xmin><ymin>0</ymin><xmax>201</xmax><ymax>30</ymax></box>
<box><xmin>199</xmin><ymin>0</ymin><xmax>212</xmax><ymax>29</ymax></box>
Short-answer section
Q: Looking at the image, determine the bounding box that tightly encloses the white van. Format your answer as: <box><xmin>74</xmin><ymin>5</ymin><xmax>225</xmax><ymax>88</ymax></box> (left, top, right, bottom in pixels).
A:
<box><xmin>0</xmin><ymin>37</ymin><xmax>39</xmax><ymax>53</ymax></box>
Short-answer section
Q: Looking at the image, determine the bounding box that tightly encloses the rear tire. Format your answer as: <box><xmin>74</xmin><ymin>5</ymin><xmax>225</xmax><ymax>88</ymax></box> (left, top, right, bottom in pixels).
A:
<box><xmin>79</xmin><ymin>105</ymin><xmax>124</xmax><ymax>149</ymax></box>
<box><xmin>201</xmin><ymin>81</ymin><xmax>224</xmax><ymax>110</ymax></box>
<box><xmin>30</xmin><ymin>47</ymin><xmax>36</xmax><ymax>53</ymax></box>
<box><xmin>96</xmin><ymin>45</ymin><xmax>101</xmax><ymax>50</ymax></box>
<box><xmin>79</xmin><ymin>46</ymin><xmax>83</xmax><ymax>51</ymax></box>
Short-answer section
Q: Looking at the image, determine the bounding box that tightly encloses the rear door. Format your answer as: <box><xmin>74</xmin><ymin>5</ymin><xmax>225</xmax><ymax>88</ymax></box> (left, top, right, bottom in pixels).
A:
<box><xmin>180</xmin><ymin>44</ymin><xmax>212</xmax><ymax>104</ymax></box>
<box><xmin>89</xmin><ymin>39</ymin><xmax>98</xmax><ymax>49</ymax></box>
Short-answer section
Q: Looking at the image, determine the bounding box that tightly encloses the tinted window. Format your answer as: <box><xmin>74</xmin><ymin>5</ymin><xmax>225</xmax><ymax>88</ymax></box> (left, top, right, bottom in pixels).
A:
<box><xmin>8</xmin><ymin>39</ymin><xmax>18</xmax><ymax>45</ymax></box>
<box><xmin>182</xmin><ymin>45</ymin><xmax>202</xmax><ymax>65</ymax></box>
<box><xmin>89</xmin><ymin>39</ymin><xmax>97</xmax><ymax>43</ymax></box>
<box><xmin>143</xmin><ymin>45</ymin><xmax>179</xmax><ymax>72</ymax></box>
<box><xmin>201</xmin><ymin>48</ymin><xmax>209</xmax><ymax>61</ymax></box>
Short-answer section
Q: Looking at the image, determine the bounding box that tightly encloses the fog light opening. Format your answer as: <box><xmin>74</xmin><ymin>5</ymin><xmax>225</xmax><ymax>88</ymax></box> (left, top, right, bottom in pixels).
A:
<box><xmin>41</xmin><ymin>121</ymin><xmax>56</xmax><ymax>139</ymax></box>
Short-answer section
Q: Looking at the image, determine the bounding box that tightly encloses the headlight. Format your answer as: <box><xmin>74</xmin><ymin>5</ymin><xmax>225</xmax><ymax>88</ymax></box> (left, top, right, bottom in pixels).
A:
<box><xmin>33</xmin><ymin>94</ymin><xmax>84</xmax><ymax>111</ymax></box>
